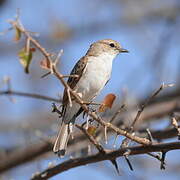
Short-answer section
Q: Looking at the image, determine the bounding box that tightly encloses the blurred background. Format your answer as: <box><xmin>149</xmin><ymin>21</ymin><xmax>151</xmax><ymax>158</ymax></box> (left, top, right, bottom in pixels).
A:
<box><xmin>0</xmin><ymin>0</ymin><xmax>180</xmax><ymax>179</ymax></box>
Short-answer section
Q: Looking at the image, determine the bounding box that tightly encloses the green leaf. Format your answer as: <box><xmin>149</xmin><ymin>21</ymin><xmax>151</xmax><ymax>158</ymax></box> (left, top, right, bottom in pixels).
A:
<box><xmin>18</xmin><ymin>47</ymin><xmax>33</xmax><ymax>73</ymax></box>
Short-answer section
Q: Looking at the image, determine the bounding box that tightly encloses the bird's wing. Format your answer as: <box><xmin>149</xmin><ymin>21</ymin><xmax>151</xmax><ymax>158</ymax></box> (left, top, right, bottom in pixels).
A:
<box><xmin>62</xmin><ymin>56</ymin><xmax>88</xmax><ymax>116</ymax></box>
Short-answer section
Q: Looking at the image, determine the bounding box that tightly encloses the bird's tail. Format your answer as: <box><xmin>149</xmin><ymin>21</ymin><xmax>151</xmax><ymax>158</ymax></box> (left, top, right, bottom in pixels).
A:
<box><xmin>53</xmin><ymin>122</ymin><xmax>72</xmax><ymax>156</ymax></box>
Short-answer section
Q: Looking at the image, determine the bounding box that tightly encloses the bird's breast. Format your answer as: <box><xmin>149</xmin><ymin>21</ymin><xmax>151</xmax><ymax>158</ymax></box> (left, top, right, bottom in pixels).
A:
<box><xmin>75</xmin><ymin>55</ymin><xmax>114</xmax><ymax>101</ymax></box>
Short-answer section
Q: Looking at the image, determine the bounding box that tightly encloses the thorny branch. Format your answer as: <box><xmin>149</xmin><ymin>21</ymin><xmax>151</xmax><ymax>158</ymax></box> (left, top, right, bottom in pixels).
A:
<box><xmin>76</xmin><ymin>124</ymin><xmax>120</xmax><ymax>174</ymax></box>
<box><xmin>120</xmin><ymin>84</ymin><xmax>175</xmax><ymax>166</ymax></box>
<box><xmin>76</xmin><ymin>124</ymin><xmax>105</xmax><ymax>153</ymax></box>
<box><xmin>131</xmin><ymin>83</ymin><xmax>174</xmax><ymax>131</ymax></box>
<box><xmin>1</xmin><ymin>126</ymin><xmax>179</xmax><ymax>174</ymax></box>
<box><xmin>121</xmin><ymin>83</ymin><xmax>174</xmax><ymax>146</ymax></box>
<box><xmin>31</xmin><ymin>142</ymin><xmax>180</xmax><ymax>180</ymax></box>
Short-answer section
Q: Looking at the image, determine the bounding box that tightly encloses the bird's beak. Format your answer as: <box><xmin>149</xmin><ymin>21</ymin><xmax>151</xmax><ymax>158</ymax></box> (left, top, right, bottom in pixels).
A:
<box><xmin>119</xmin><ymin>48</ymin><xmax>129</xmax><ymax>53</ymax></box>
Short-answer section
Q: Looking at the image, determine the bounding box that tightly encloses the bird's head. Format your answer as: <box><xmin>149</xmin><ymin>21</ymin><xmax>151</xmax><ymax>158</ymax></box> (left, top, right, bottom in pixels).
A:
<box><xmin>86</xmin><ymin>39</ymin><xmax>128</xmax><ymax>57</ymax></box>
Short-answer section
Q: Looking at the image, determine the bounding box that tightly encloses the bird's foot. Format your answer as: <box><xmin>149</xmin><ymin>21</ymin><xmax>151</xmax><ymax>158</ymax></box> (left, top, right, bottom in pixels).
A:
<box><xmin>54</xmin><ymin>149</ymin><xmax>66</xmax><ymax>158</ymax></box>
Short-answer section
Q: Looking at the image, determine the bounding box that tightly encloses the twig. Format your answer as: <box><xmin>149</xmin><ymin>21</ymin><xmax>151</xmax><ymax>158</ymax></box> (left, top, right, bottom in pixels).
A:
<box><xmin>9</xmin><ymin>20</ymin><xmax>51</xmax><ymax>60</ymax></box>
<box><xmin>160</xmin><ymin>151</ymin><xmax>167</xmax><ymax>170</ymax></box>
<box><xmin>146</xmin><ymin>152</ymin><xmax>166</xmax><ymax>169</ymax></box>
<box><xmin>144</xmin><ymin>127</ymin><xmax>179</xmax><ymax>141</ymax></box>
<box><xmin>76</xmin><ymin>125</ymin><xmax>121</xmax><ymax>174</ymax></box>
<box><xmin>76</xmin><ymin>124</ymin><xmax>119</xmax><ymax>175</ymax></box>
<box><xmin>62</xmin><ymin>74</ymin><xmax>79</xmax><ymax>78</ymax></box>
<box><xmin>2</xmin><ymin>76</ymin><xmax>15</xmax><ymax>102</ymax></box>
<box><xmin>54</xmin><ymin>49</ymin><xmax>63</xmax><ymax>65</ymax></box>
<box><xmin>41</xmin><ymin>73</ymin><xmax>79</xmax><ymax>79</ymax></box>
<box><xmin>76</xmin><ymin>124</ymin><xmax>105</xmax><ymax>153</ymax></box>
<box><xmin>121</xmin><ymin>83</ymin><xmax>174</xmax><ymax>149</ymax></box>
<box><xmin>41</xmin><ymin>71</ymin><xmax>52</xmax><ymax>78</ymax></box>
<box><xmin>146</xmin><ymin>128</ymin><xmax>153</xmax><ymax>142</ymax></box>
<box><xmin>109</xmin><ymin>104</ymin><xmax>125</xmax><ymax>123</ymax></box>
<box><xmin>0</xmin><ymin>90</ymin><xmax>61</xmax><ymax>102</ymax></box>
<box><xmin>82</xmin><ymin>101</ymin><xmax>102</xmax><ymax>106</ymax></box>
<box><xmin>130</xmin><ymin>83</ymin><xmax>174</xmax><ymax>130</ymax></box>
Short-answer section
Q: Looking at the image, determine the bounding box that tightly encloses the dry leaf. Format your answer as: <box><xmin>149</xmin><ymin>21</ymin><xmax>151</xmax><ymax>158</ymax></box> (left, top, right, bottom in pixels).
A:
<box><xmin>30</xmin><ymin>47</ymin><xmax>36</xmax><ymax>52</ymax></box>
<box><xmin>40</xmin><ymin>59</ymin><xmax>51</xmax><ymax>70</ymax></box>
<box><xmin>99</xmin><ymin>93</ymin><xmax>116</xmax><ymax>112</ymax></box>
<box><xmin>87</xmin><ymin>126</ymin><xmax>97</xmax><ymax>136</ymax></box>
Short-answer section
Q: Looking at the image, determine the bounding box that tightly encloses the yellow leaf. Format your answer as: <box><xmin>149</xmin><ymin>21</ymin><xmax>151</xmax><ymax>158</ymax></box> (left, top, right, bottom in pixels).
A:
<box><xmin>18</xmin><ymin>47</ymin><xmax>33</xmax><ymax>73</ymax></box>
<box><xmin>87</xmin><ymin>126</ymin><xmax>97</xmax><ymax>136</ymax></box>
<box><xmin>99</xmin><ymin>93</ymin><xmax>116</xmax><ymax>112</ymax></box>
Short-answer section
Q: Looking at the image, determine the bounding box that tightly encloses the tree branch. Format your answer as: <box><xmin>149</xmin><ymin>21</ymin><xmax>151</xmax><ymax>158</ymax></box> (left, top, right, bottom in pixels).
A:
<box><xmin>0</xmin><ymin>90</ymin><xmax>61</xmax><ymax>102</ymax></box>
<box><xmin>76</xmin><ymin>124</ymin><xmax>105</xmax><ymax>153</ymax></box>
<box><xmin>0</xmin><ymin>127</ymin><xmax>179</xmax><ymax>174</ymax></box>
<box><xmin>130</xmin><ymin>83</ymin><xmax>174</xmax><ymax>130</ymax></box>
<box><xmin>31</xmin><ymin>141</ymin><xmax>180</xmax><ymax>180</ymax></box>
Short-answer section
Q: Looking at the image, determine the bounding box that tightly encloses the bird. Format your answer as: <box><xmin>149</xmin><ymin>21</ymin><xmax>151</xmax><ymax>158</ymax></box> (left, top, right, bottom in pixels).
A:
<box><xmin>53</xmin><ymin>39</ymin><xmax>128</xmax><ymax>156</ymax></box>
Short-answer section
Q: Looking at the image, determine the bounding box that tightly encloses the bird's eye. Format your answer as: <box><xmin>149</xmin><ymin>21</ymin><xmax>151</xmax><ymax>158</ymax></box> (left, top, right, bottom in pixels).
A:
<box><xmin>109</xmin><ymin>43</ymin><xmax>115</xmax><ymax>48</ymax></box>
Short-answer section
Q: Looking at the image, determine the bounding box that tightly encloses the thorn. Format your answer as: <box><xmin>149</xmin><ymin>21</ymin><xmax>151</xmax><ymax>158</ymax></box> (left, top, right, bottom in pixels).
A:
<box><xmin>110</xmin><ymin>159</ymin><xmax>120</xmax><ymax>175</ymax></box>
<box><xmin>123</xmin><ymin>149</ymin><xmax>134</xmax><ymax>171</ymax></box>
<box><xmin>124</xmin><ymin>155</ymin><xmax>134</xmax><ymax>171</ymax></box>
<box><xmin>146</xmin><ymin>128</ymin><xmax>153</xmax><ymax>142</ymax></box>
<box><xmin>54</xmin><ymin>49</ymin><xmax>63</xmax><ymax>65</ymax></box>
<box><xmin>160</xmin><ymin>151</ymin><xmax>166</xmax><ymax>170</ymax></box>
<box><xmin>41</xmin><ymin>71</ymin><xmax>51</xmax><ymax>78</ymax></box>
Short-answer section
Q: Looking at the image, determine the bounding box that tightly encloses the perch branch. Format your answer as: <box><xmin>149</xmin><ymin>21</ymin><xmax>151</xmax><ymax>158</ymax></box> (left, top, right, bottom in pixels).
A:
<box><xmin>31</xmin><ymin>141</ymin><xmax>180</xmax><ymax>180</ymax></box>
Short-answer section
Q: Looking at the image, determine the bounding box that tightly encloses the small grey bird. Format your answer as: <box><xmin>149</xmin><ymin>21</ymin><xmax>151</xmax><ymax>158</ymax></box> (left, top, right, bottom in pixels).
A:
<box><xmin>53</xmin><ymin>39</ymin><xmax>128</xmax><ymax>156</ymax></box>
